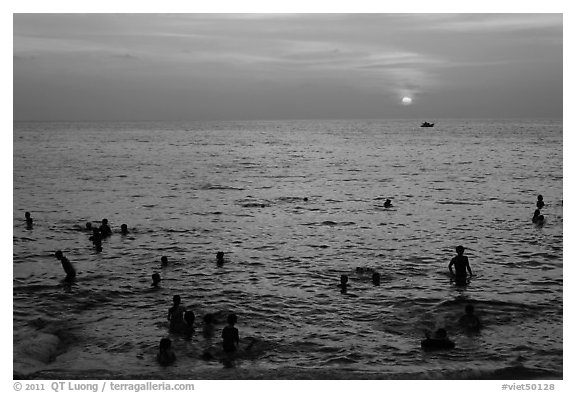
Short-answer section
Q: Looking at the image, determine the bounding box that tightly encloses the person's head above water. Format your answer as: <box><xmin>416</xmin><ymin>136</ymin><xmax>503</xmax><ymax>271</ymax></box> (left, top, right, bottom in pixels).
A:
<box><xmin>184</xmin><ymin>311</ymin><xmax>195</xmax><ymax>325</ymax></box>
<box><xmin>372</xmin><ymin>272</ymin><xmax>381</xmax><ymax>286</ymax></box>
<box><xmin>216</xmin><ymin>251</ymin><xmax>224</xmax><ymax>260</ymax></box>
<box><xmin>152</xmin><ymin>273</ymin><xmax>161</xmax><ymax>286</ymax></box>
<box><xmin>227</xmin><ymin>313</ymin><xmax>238</xmax><ymax>325</ymax></box>
<box><xmin>159</xmin><ymin>337</ymin><xmax>172</xmax><ymax>351</ymax></box>
<box><xmin>55</xmin><ymin>250</ymin><xmax>63</xmax><ymax>259</ymax></box>
<box><xmin>25</xmin><ymin>212</ymin><xmax>31</xmax><ymax>218</ymax></box>
<box><xmin>120</xmin><ymin>224</ymin><xmax>128</xmax><ymax>233</ymax></box>
<box><xmin>172</xmin><ymin>295</ymin><xmax>181</xmax><ymax>305</ymax></box>
<box><xmin>102</xmin><ymin>218</ymin><xmax>109</xmax><ymax>225</ymax></box>
<box><xmin>86</xmin><ymin>222</ymin><xmax>92</xmax><ymax>230</ymax></box>
<box><xmin>435</xmin><ymin>328</ymin><xmax>448</xmax><ymax>339</ymax></box>
<box><xmin>161</xmin><ymin>256</ymin><xmax>168</xmax><ymax>266</ymax></box>
<box><xmin>340</xmin><ymin>274</ymin><xmax>349</xmax><ymax>284</ymax></box>
<box><xmin>537</xmin><ymin>195</ymin><xmax>543</xmax><ymax>201</ymax></box>
<box><xmin>455</xmin><ymin>245</ymin><xmax>465</xmax><ymax>255</ymax></box>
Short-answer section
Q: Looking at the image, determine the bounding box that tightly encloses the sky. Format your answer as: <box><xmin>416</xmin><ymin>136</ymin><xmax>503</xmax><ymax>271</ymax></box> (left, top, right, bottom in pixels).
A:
<box><xmin>13</xmin><ymin>13</ymin><xmax>563</xmax><ymax>121</ymax></box>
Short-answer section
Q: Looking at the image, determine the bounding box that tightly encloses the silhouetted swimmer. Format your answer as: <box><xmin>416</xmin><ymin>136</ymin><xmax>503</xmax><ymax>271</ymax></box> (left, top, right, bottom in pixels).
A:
<box><xmin>161</xmin><ymin>256</ymin><xmax>168</xmax><ymax>267</ymax></box>
<box><xmin>372</xmin><ymin>272</ymin><xmax>381</xmax><ymax>286</ymax></box>
<box><xmin>216</xmin><ymin>251</ymin><xmax>224</xmax><ymax>266</ymax></box>
<box><xmin>156</xmin><ymin>338</ymin><xmax>176</xmax><ymax>366</ymax></box>
<box><xmin>222</xmin><ymin>313</ymin><xmax>240</xmax><ymax>354</ymax></box>
<box><xmin>384</xmin><ymin>199</ymin><xmax>392</xmax><ymax>208</ymax></box>
<box><xmin>89</xmin><ymin>228</ymin><xmax>103</xmax><ymax>252</ymax></box>
<box><xmin>338</xmin><ymin>274</ymin><xmax>349</xmax><ymax>294</ymax></box>
<box><xmin>151</xmin><ymin>273</ymin><xmax>161</xmax><ymax>288</ymax></box>
<box><xmin>25</xmin><ymin>212</ymin><xmax>33</xmax><ymax>229</ymax></box>
<box><xmin>421</xmin><ymin>328</ymin><xmax>455</xmax><ymax>350</ymax></box>
<box><xmin>203</xmin><ymin>313</ymin><xmax>216</xmax><ymax>338</ymax></box>
<box><xmin>120</xmin><ymin>224</ymin><xmax>128</xmax><ymax>235</ymax></box>
<box><xmin>537</xmin><ymin>195</ymin><xmax>545</xmax><ymax>209</ymax></box>
<box><xmin>532</xmin><ymin>209</ymin><xmax>545</xmax><ymax>224</ymax></box>
<box><xmin>99</xmin><ymin>218</ymin><xmax>112</xmax><ymax>238</ymax></box>
<box><xmin>459</xmin><ymin>305</ymin><xmax>482</xmax><ymax>331</ymax></box>
<box><xmin>183</xmin><ymin>311</ymin><xmax>195</xmax><ymax>338</ymax></box>
<box><xmin>85</xmin><ymin>222</ymin><xmax>93</xmax><ymax>231</ymax></box>
<box><xmin>448</xmin><ymin>245</ymin><xmax>473</xmax><ymax>286</ymax></box>
<box><xmin>303</xmin><ymin>197</ymin><xmax>308</xmax><ymax>202</ymax></box>
<box><xmin>168</xmin><ymin>295</ymin><xmax>186</xmax><ymax>332</ymax></box>
<box><xmin>55</xmin><ymin>250</ymin><xmax>76</xmax><ymax>282</ymax></box>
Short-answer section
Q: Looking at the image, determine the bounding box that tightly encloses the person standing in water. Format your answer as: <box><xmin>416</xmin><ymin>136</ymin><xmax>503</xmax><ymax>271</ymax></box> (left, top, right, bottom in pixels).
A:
<box><xmin>536</xmin><ymin>195</ymin><xmax>545</xmax><ymax>209</ymax></box>
<box><xmin>25</xmin><ymin>212</ymin><xmax>33</xmax><ymax>229</ymax></box>
<box><xmin>167</xmin><ymin>295</ymin><xmax>186</xmax><ymax>332</ymax></box>
<box><xmin>99</xmin><ymin>218</ymin><xmax>112</xmax><ymax>237</ymax></box>
<box><xmin>448</xmin><ymin>245</ymin><xmax>473</xmax><ymax>286</ymax></box>
<box><xmin>55</xmin><ymin>250</ymin><xmax>76</xmax><ymax>282</ymax></box>
<box><xmin>222</xmin><ymin>313</ymin><xmax>240</xmax><ymax>354</ymax></box>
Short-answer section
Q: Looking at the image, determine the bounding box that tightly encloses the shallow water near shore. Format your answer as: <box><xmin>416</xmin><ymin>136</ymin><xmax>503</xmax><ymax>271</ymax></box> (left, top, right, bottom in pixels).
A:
<box><xmin>13</xmin><ymin>119</ymin><xmax>562</xmax><ymax>379</ymax></box>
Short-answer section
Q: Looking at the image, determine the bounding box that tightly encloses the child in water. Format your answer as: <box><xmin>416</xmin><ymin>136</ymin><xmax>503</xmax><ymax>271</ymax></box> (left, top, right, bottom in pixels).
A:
<box><xmin>151</xmin><ymin>273</ymin><xmax>161</xmax><ymax>288</ymax></box>
<box><xmin>99</xmin><ymin>218</ymin><xmax>112</xmax><ymax>237</ymax></box>
<box><xmin>167</xmin><ymin>295</ymin><xmax>186</xmax><ymax>332</ymax></box>
<box><xmin>421</xmin><ymin>328</ymin><xmax>455</xmax><ymax>350</ymax></box>
<box><xmin>448</xmin><ymin>245</ymin><xmax>473</xmax><ymax>286</ymax></box>
<box><xmin>222</xmin><ymin>313</ymin><xmax>240</xmax><ymax>354</ymax></box>
<box><xmin>55</xmin><ymin>250</ymin><xmax>76</xmax><ymax>282</ymax></box>
<box><xmin>536</xmin><ymin>195</ymin><xmax>545</xmax><ymax>209</ymax></box>
<box><xmin>532</xmin><ymin>209</ymin><xmax>545</xmax><ymax>224</ymax></box>
<box><xmin>25</xmin><ymin>212</ymin><xmax>33</xmax><ymax>229</ymax></box>
<box><xmin>338</xmin><ymin>274</ymin><xmax>349</xmax><ymax>294</ymax></box>
<box><xmin>183</xmin><ymin>311</ymin><xmax>195</xmax><ymax>338</ymax></box>
<box><xmin>459</xmin><ymin>305</ymin><xmax>482</xmax><ymax>331</ymax></box>
<box><xmin>156</xmin><ymin>338</ymin><xmax>176</xmax><ymax>366</ymax></box>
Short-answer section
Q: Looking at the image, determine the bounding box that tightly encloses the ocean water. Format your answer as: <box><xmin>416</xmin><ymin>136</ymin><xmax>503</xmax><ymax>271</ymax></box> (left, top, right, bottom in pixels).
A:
<box><xmin>13</xmin><ymin>119</ymin><xmax>563</xmax><ymax>379</ymax></box>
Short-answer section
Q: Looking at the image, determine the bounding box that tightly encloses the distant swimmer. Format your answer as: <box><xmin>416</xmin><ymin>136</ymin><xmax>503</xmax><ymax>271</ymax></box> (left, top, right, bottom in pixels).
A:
<box><xmin>25</xmin><ymin>212</ymin><xmax>33</xmax><ymax>229</ymax></box>
<box><xmin>459</xmin><ymin>305</ymin><xmax>482</xmax><ymax>331</ymax></box>
<box><xmin>532</xmin><ymin>209</ymin><xmax>545</xmax><ymax>224</ymax></box>
<box><xmin>120</xmin><ymin>224</ymin><xmax>129</xmax><ymax>235</ymax></box>
<box><xmin>156</xmin><ymin>338</ymin><xmax>176</xmax><ymax>366</ymax></box>
<box><xmin>85</xmin><ymin>222</ymin><xmax>93</xmax><ymax>231</ymax></box>
<box><xmin>55</xmin><ymin>250</ymin><xmax>76</xmax><ymax>282</ymax></box>
<box><xmin>99</xmin><ymin>218</ymin><xmax>112</xmax><ymax>238</ymax></box>
<box><xmin>421</xmin><ymin>328</ymin><xmax>455</xmax><ymax>350</ymax></box>
<box><xmin>161</xmin><ymin>256</ymin><xmax>169</xmax><ymax>267</ymax></box>
<box><xmin>151</xmin><ymin>273</ymin><xmax>161</xmax><ymax>288</ymax></box>
<box><xmin>448</xmin><ymin>245</ymin><xmax>473</xmax><ymax>286</ymax></box>
<box><xmin>222</xmin><ymin>313</ymin><xmax>240</xmax><ymax>354</ymax></box>
<box><xmin>338</xmin><ymin>274</ymin><xmax>349</xmax><ymax>294</ymax></box>
<box><xmin>384</xmin><ymin>199</ymin><xmax>393</xmax><ymax>208</ymax></box>
<box><xmin>216</xmin><ymin>251</ymin><xmax>224</xmax><ymax>266</ymax></box>
<box><xmin>167</xmin><ymin>295</ymin><xmax>186</xmax><ymax>333</ymax></box>
<box><xmin>372</xmin><ymin>272</ymin><xmax>381</xmax><ymax>286</ymax></box>
<box><xmin>183</xmin><ymin>311</ymin><xmax>195</xmax><ymax>338</ymax></box>
<box><xmin>89</xmin><ymin>228</ymin><xmax>103</xmax><ymax>252</ymax></box>
<box><xmin>203</xmin><ymin>313</ymin><xmax>216</xmax><ymax>338</ymax></box>
<box><xmin>536</xmin><ymin>195</ymin><xmax>545</xmax><ymax>209</ymax></box>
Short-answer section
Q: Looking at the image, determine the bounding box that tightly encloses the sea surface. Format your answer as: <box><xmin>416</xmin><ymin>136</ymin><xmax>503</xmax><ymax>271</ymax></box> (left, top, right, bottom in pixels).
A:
<box><xmin>13</xmin><ymin>119</ymin><xmax>563</xmax><ymax>379</ymax></box>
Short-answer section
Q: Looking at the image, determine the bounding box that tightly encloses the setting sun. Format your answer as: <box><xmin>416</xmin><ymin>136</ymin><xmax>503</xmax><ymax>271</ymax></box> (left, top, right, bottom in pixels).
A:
<box><xmin>402</xmin><ymin>96</ymin><xmax>413</xmax><ymax>105</ymax></box>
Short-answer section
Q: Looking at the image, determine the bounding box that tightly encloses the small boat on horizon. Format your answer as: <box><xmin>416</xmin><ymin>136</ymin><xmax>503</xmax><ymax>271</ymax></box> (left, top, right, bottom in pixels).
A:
<box><xmin>421</xmin><ymin>122</ymin><xmax>434</xmax><ymax>127</ymax></box>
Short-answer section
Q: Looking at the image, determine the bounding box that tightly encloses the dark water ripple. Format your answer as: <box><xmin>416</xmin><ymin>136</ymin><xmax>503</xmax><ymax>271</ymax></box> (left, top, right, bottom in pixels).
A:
<box><xmin>13</xmin><ymin>119</ymin><xmax>562</xmax><ymax>379</ymax></box>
